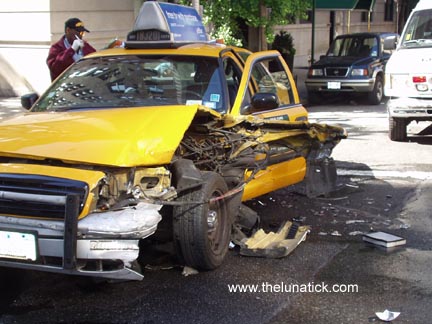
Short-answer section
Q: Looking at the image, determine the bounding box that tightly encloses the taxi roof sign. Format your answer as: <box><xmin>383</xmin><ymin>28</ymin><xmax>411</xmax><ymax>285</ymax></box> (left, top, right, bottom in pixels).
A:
<box><xmin>125</xmin><ymin>1</ymin><xmax>208</xmax><ymax>49</ymax></box>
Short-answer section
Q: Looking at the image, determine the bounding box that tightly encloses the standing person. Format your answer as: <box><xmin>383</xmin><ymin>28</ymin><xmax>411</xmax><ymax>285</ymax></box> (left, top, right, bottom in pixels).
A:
<box><xmin>47</xmin><ymin>18</ymin><xmax>96</xmax><ymax>81</ymax></box>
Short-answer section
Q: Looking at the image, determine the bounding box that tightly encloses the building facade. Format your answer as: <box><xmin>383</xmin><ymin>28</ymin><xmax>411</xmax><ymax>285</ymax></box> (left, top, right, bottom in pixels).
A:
<box><xmin>0</xmin><ymin>0</ymin><xmax>397</xmax><ymax>96</ymax></box>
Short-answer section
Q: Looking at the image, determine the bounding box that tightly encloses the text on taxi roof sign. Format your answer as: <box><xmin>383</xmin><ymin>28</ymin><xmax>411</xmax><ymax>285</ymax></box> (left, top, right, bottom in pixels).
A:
<box><xmin>126</xmin><ymin>2</ymin><xmax>208</xmax><ymax>48</ymax></box>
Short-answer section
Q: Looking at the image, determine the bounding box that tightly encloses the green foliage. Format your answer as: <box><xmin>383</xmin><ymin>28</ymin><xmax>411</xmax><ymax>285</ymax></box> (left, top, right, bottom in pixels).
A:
<box><xmin>179</xmin><ymin>0</ymin><xmax>311</xmax><ymax>45</ymax></box>
<box><xmin>202</xmin><ymin>16</ymin><xmax>243</xmax><ymax>46</ymax></box>
<box><xmin>271</xmin><ymin>31</ymin><xmax>295</xmax><ymax>56</ymax></box>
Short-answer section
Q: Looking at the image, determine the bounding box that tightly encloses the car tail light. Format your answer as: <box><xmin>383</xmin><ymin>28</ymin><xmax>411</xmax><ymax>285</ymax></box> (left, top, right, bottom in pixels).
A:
<box><xmin>412</xmin><ymin>76</ymin><xmax>426</xmax><ymax>83</ymax></box>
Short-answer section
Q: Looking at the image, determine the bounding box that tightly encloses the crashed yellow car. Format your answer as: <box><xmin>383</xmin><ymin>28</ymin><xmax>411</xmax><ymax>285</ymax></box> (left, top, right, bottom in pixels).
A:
<box><xmin>0</xmin><ymin>2</ymin><xmax>345</xmax><ymax>280</ymax></box>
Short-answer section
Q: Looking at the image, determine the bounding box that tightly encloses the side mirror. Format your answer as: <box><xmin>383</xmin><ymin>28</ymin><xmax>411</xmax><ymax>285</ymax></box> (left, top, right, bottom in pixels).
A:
<box><xmin>383</xmin><ymin>36</ymin><xmax>397</xmax><ymax>51</ymax></box>
<box><xmin>250</xmin><ymin>93</ymin><xmax>279</xmax><ymax>112</ymax></box>
<box><xmin>21</xmin><ymin>93</ymin><xmax>39</xmax><ymax>110</ymax></box>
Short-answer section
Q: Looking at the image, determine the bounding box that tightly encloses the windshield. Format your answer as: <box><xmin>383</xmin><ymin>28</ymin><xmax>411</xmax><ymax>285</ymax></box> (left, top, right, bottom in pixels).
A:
<box><xmin>33</xmin><ymin>55</ymin><xmax>227</xmax><ymax>112</ymax></box>
<box><xmin>327</xmin><ymin>36</ymin><xmax>378</xmax><ymax>57</ymax></box>
<box><xmin>401</xmin><ymin>9</ymin><xmax>432</xmax><ymax>48</ymax></box>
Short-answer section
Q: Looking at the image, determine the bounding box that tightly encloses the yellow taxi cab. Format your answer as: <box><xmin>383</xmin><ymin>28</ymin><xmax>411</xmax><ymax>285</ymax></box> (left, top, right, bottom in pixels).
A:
<box><xmin>0</xmin><ymin>2</ymin><xmax>346</xmax><ymax>281</ymax></box>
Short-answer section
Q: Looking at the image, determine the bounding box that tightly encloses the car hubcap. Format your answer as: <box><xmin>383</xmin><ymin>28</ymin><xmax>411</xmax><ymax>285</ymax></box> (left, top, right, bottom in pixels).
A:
<box><xmin>207</xmin><ymin>210</ymin><xmax>218</xmax><ymax>232</ymax></box>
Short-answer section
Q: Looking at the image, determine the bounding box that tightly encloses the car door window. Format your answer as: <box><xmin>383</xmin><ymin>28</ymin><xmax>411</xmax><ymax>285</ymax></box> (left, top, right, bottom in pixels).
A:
<box><xmin>241</xmin><ymin>57</ymin><xmax>295</xmax><ymax>114</ymax></box>
<box><xmin>223</xmin><ymin>58</ymin><xmax>247</xmax><ymax>109</ymax></box>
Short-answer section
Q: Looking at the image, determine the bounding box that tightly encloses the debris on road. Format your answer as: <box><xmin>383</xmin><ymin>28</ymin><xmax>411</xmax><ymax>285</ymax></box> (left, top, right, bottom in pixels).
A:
<box><xmin>346</xmin><ymin>219</ymin><xmax>366</xmax><ymax>224</ymax></box>
<box><xmin>363</xmin><ymin>231</ymin><xmax>406</xmax><ymax>248</ymax></box>
<box><xmin>345</xmin><ymin>183</ymin><xmax>359</xmax><ymax>189</ymax></box>
<box><xmin>239</xmin><ymin>221</ymin><xmax>309</xmax><ymax>258</ymax></box>
<box><xmin>375</xmin><ymin>309</ymin><xmax>401</xmax><ymax>322</ymax></box>
<box><xmin>182</xmin><ymin>266</ymin><xmax>199</xmax><ymax>277</ymax></box>
<box><xmin>348</xmin><ymin>231</ymin><xmax>364</xmax><ymax>236</ymax></box>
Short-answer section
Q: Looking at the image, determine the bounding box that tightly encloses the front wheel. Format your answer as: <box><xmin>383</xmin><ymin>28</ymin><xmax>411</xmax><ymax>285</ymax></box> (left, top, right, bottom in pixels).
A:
<box><xmin>389</xmin><ymin>116</ymin><xmax>407</xmax><ymax>141</ymax></box>
<box><xmin>173</xmin><ymin>172</ymin><xmax>231</xmax><ymax>270</ymax></box>
<box><xmin>367</xmin><ymin>75</ymin><xmax>384</xmax><ymax>105</ymax></box>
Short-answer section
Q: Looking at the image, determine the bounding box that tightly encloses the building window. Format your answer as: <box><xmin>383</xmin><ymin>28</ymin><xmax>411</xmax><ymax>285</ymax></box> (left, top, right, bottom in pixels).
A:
<box><xmin>361</xmin><ymin>11</ymin><xmax>374</xmax><ymax>22</ymax></box>
<box><xmin>384</xmin><ymin>0</ymin><xmax>394</xmax><ymax>21</ymax></box>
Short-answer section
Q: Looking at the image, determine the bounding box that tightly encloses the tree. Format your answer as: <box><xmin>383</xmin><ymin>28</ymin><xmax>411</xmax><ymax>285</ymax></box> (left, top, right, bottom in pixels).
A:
<box><xmin>180</xmin><ymin>0</ymin><xmax>311</xmax><ymax>48</ymax></box>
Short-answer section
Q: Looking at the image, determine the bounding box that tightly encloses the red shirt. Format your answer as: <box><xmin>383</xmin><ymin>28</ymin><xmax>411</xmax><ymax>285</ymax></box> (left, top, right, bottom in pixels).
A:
<box><xmin>46</xmin><ymin>35</ymin><xmax>96</xmax><ymax>81</ymax></box>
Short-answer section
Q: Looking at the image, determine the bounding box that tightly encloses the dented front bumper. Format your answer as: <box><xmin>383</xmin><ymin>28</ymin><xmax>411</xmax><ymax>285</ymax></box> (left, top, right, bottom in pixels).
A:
<box><xmin>0</xmin><ymin>199</ymin><xmax>162</xmax><ymax>281</ymax></box>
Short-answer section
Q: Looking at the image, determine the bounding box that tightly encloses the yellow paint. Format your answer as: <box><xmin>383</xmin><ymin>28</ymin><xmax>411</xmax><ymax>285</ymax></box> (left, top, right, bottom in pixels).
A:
<box><xmin>255</xmin><ymin>105</ymin><xmax>308</xmax><ymax>122</ymax></box>
<box><xmin>242</xmin><ymin>157</ymin><xmax>306</xmax><ymax>201</ymax></box>
<box><xmin>0</xmin><ymin>105</ymin><xmax>199</xmax><ymax>167</ymax></box>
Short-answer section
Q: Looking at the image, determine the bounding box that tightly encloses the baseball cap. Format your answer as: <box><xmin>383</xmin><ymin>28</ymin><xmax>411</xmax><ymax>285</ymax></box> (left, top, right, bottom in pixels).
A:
<box><xmin>65</xmin><ymin>18</ymin><xmax>90</xmax><ymax>33</ymax></box>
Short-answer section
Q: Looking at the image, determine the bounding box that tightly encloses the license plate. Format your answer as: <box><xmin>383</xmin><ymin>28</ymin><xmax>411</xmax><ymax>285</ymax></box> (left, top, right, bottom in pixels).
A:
<box><xmin>0</xmin><ymin>230</ymin><xmax>37</xmax><ymax>261</ymax></box>
<box><xmin>327</xmin><ymin>81</ymin><xmax>341</xmax><ymax>89</ymax></box>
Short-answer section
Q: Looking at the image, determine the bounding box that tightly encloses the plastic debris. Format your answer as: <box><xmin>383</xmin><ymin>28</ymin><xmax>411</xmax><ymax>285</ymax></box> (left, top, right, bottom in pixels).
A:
<box><xmin>182</xmin><ymin>266</ymin><xmax>199</xmax><ymax>277</ymax></box>
<box><xmin>345</xmin><ymin>183</ymin><xmax>359</xmax><ymax>188</ymax></box>
<box><xmin>239</xmin><ymin>221</ymin><xmax>310</xmax><ymax>258</ymax></box>
<box><xmin>346</xmin><ymin>220</ymin><xmax>366</xmax><ymax>224</ymax></box>
<box><xmin>292</xmin><ymin>216</ymin><xmax>306</xmax><ymax>223</ymax></box>
<box><xmin>375</xmin><ymin>309</ymin><xmax>400</xmax><ymax>321</ymax></box>
<box><xmin>144</xmin><ymin>264</ymin><xmax>174</xmax><ymax>271</ymax></box>
<box><xmin>348</xmin><ymin>231</ymin><xmax>364</xmax><ymax>236</ymax></box>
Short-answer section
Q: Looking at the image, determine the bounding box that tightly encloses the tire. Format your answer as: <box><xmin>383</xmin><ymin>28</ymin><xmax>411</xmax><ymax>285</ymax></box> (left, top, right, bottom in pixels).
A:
<box><xmin>367</xmin><ymin>75</ymin><xmax>384</xmax><ymax>105</ymax></box>
<box><xmin>173</xmin><ymin>172</ymin><xmax>231</xmax><ymax>270</ymax></box>
<box><xmin>389</xmin><ymin>116</ymin><xmax>407</xmax><ymax>141</ymax></box>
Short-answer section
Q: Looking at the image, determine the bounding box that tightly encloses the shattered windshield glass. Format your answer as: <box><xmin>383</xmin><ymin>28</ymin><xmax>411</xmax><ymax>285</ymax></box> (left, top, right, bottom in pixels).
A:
<box><xmin>32</xmin><ymin>55</ymin><xmax>226</xmax><ymax>112</ymax></box>
<box><xmin>401</xmin><ymin>9</ymin><xmax>432</xmax><ymax>48</ymax></box>
<box><xmin>327</xmin><ymin>36</ymin><xmax>378</xmax><ymax>57</ymax></box>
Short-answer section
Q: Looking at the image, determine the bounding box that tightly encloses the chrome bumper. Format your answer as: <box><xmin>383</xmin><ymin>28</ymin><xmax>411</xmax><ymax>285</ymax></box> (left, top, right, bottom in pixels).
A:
<box><xmin>0</xmin><ymin>198</ymin><xmax>162</xmax><ymax>281</ymax></box>
<box><xmin>305</xmin><ymin>78</ymin><xmax>375</xmax><ymax>93</ymax></box>
<box><xmin>387</xmin><ymin>97</ymin><xmax>432</xmax><ymax>119</ymax></box>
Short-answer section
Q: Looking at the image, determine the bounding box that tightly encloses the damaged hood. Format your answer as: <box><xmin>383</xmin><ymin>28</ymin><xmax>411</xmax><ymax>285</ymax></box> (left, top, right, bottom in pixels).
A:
<box><xmin>0</xmin><ymin>105</ymin><xmax>200</xmax><ymax>166</ymax></box>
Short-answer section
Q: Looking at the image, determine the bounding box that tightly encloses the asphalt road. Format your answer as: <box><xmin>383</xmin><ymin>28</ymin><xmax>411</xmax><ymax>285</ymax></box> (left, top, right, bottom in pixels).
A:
<box><xmin>0</xmin><ymin>96</ymin><xmax>431</xmax><ymax>324</ymax></box>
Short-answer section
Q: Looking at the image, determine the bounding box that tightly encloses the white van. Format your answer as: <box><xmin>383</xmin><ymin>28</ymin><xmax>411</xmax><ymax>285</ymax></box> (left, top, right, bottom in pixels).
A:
<box><xmin>384</xmin><ymin>0</ymin><xmax>432</xmax><ymax>141</ymax></box>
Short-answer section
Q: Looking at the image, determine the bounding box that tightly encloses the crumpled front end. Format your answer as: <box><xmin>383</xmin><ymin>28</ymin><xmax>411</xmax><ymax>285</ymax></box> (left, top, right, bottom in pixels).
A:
<box><xmin>0</xmin><ymin>164</ymin><xmax>172</xmax><ymax>281</ymax></box>
<box><xmin>179</xmin><ymin>111</ymin><xmax>347</xmax><ymax>201</ymax></box>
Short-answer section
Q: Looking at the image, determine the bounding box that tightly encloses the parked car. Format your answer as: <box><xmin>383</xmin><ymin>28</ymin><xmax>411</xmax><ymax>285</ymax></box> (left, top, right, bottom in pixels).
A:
<box><xmin>0</xmin><ymin>2</ymin><xmax>346</xmax><ymax>281</ymax></box>
<box><xmin>305</xmin><ymin>32</ymin><xmax>399</xmax><ymax>105</ymax></box>
<box><xmin>384</xmin><ymin>0</ymin><xmax>432</xmax><ymax>141</ymax></box>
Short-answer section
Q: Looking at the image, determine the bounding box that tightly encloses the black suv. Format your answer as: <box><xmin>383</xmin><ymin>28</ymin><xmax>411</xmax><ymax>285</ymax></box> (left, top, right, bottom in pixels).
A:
<box><xmin>305</xmin><ymin>32</ymin><xmax>399</xmax><ymax>105</ymax></box>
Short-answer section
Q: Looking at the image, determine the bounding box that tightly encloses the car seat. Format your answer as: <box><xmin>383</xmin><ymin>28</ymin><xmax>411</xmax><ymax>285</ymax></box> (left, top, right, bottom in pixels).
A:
<box><xmin>359</xmin><ymin>45</ymin><xmax>371</xmax><ymax>57</ymax></box>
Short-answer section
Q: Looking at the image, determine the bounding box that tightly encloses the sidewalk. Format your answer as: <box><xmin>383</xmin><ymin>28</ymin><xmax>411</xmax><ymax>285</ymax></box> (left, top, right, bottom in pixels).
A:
<box><xmin>0</xmin><ymin>96</ymin><xmax>24</xmax><ymax>120</ymax></box>
<box><xmin>0</xmin><ymin>96</ymin><xmax>21</xmax><ymax>108</ymax></box>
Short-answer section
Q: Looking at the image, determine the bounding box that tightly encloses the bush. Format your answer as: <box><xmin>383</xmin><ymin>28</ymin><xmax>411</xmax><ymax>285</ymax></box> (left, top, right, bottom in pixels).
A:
<box><xmin>271</xmin><ymin>31</ymin><xmax>296</xmax><ymax>70</ymax></box>
<box><xmin>271</xmin><ymin>31</ymin><xmax>296</xmax><ymax>56</ymax></box>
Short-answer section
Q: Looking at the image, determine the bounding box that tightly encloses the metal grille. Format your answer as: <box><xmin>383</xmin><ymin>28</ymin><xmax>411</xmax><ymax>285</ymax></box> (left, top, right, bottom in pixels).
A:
<box><xmin>325</xmin><ymin>67</ymin><xmax>349</xmax><ymax>77</ymax></box>
<box><xmin>0</xmin><ymin>174</ymin><xmax>88</xmax><ymax>219</ymax></box>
